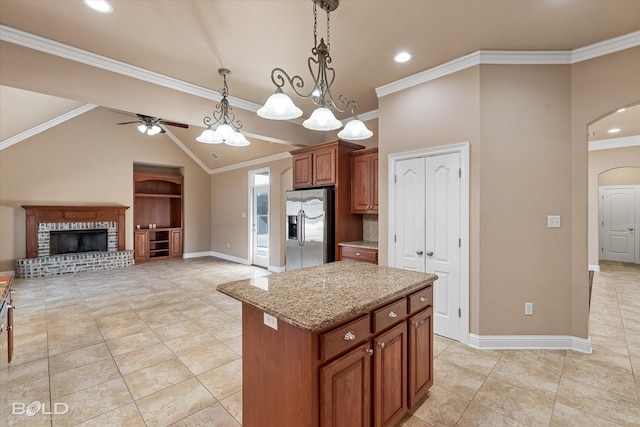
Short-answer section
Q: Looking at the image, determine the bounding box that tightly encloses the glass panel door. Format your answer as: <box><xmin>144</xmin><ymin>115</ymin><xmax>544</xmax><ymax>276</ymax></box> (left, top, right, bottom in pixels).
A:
<box><xmin>252</xmin><ymin>187</ymin><xmax>269</xmax><ymax>267</ymax></box>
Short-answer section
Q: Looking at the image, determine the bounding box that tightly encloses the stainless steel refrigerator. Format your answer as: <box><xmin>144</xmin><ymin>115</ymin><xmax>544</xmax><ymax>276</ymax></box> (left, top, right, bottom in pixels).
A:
<box><xmin>286</xmin><ymin>188</ymin><xmax>334</xmax><ymax>271</ymax></box>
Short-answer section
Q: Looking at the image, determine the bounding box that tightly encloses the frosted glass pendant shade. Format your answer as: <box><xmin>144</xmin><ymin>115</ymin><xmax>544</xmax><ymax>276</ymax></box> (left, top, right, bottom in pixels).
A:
<box><xmin>196</xmin><ymin>128</ymin><xmax>223</xmax><ymax>144</ymax></box>
<box><xmin>257</xmin><ymin>92</ymin><xmax>303</xmax><ymax>120</ymax></box>
<box><xmin>137</xmin><ymin>124</ymin><xmax>147</xmax><ymax>133</ymax></box>
<box><xmin>303</xmin><ymin>107</ymin><xmax>343</xmax><ymax>131</ymax></box>
<box><xmin>216</xmin><ymin>124</ymin><xmax>236</xmax><ymax>141</ymax></box>
<box><xmin>225</xmin><ymin>132</ymin><xmax>250</xmax><ymax>147</ymax></box>
<box><xmin>337</xmin><ymin>118</ymin><xmax>373</xmax><ymax>141</ymax></box>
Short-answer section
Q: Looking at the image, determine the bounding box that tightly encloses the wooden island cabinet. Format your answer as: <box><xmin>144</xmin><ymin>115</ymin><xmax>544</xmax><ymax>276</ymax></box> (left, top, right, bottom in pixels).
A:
<box><xmin>217</xmin><ymin>262</ymin><xmax>436</xmax><ymax>427</ymax></box>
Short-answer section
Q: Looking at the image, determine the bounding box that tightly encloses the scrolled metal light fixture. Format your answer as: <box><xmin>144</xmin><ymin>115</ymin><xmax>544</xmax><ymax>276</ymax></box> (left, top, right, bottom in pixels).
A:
<box><xmin>197</xmin><ymin>68</ymin><xmax>250</xmax><ymax>147</ymax></box>
<box><xmin>257</xmin><ymin>0</ymin><xmax>373</xmax><ymax>141</ymax></box>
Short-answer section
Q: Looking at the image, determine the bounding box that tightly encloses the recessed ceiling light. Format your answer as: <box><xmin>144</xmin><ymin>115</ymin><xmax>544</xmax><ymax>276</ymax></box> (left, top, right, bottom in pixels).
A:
<box><xmin>394</xmin><ymin>51</ymin><xmax>411</xmax><ymax>63</ymax></box>
<box><xmin>83</xmin><ymin>0</ymin><xmax>113</xmax><ymax>13</ymax></box>
<box><xmin>607</xmin><ymin>128</ymin><xmax>621</xmax><ymax>134</ymax></box>
<box><xmin>617</xmin><ymin>108</ymin><xmax>626</xmax><ymax>113</ymax></box>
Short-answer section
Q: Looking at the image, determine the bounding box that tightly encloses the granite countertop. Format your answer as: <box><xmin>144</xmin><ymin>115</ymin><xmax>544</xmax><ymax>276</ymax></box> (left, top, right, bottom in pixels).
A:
<box><xmin>338</xmin><ymin>240</ymin><xmax>379</xmax><ymax>250</ymax></box>
<box><xmin>217</xmin><ymin>261</ymin><xmax>436</xmax><ymax>332</ymax></box>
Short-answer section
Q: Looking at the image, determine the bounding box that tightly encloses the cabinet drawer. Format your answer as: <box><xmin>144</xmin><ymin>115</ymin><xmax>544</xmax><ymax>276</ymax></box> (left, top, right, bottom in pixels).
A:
<box><xmin>321</xmin><ymin>315</ymin><xmax>370</xmax><ymax>361</ymax></box>
<box><xmin>408</xmin><ymin>286</ymin><xmax>433</xmax><ymax>314</ymax></box>
<box><xmin>373</xmin><ymin>298</ymin><xmax>407</xmax><ymax>333</ymax></box>
<box><xmin>340</xmin><ymin>246</ymin><xmax>378</xmax><ymax>263</ymax></box>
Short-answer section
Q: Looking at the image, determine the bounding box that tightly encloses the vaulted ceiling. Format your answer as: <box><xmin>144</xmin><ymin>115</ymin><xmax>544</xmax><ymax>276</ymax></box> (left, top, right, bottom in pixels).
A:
<box><xmin>1</xmin><ymin>0</ymin><xmax>639</xmax><ymax>171</ymax></box>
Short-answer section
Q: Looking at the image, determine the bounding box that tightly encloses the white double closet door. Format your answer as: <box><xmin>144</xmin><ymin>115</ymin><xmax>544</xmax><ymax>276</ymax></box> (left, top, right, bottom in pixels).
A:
<box><xmin>393</xmin><ymin>152</ymin><xmax>462</xmax><ymax>341</ymax></box>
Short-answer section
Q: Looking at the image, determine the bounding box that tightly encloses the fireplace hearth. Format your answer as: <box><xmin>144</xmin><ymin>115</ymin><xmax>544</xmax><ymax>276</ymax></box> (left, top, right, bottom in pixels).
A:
<box><xmin>16</xmin><ymin>205</ymin><xmax>133</xmax><ymax>278</ymax></box>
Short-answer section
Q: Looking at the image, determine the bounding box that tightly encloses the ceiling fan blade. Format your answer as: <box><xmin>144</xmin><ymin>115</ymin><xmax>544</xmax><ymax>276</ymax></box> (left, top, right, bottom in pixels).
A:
<box><xmin>117</xmin><ymin>121</ymin><xmax>140</xmax><ymax>125</ymax></box>
<box><xmin>159</xmin><ymin>120</ymin><xmax>189</xmax><ymax>128</ymax></box>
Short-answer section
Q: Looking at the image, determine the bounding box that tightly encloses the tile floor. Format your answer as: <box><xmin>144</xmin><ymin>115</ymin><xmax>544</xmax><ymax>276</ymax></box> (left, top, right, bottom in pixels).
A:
<box><xmin>2</xmin><ymin>258</ymin><xmax>639</xmax><ymax>426</ymax></box>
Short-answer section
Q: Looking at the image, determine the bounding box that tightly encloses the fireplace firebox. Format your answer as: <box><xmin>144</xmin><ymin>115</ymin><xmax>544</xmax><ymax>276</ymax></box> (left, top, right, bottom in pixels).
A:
<box><xmin>50</xmin><ymin>229</ymin><xmax>108</xmax><ymax>255</ymax></box>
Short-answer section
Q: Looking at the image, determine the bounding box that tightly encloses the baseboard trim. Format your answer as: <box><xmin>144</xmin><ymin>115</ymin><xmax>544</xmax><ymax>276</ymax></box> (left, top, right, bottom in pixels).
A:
<box><xmin>589</xmin><ymin>264</ymin><xmax>600</xmax><ymax>272</ymax></box>
<box><xmin>183</xmin><ymin>251</ymin><xmax>214</xmax><ymax>259</ymax></box>
<box><xmin>467</xmin><ymin>334</ymin><xmax>592</xmax><ymax>354</ymax></box>
<box><xmin>0</xmin><ymin>270</ymin><xmax>15</xmax><ymax>277</ymax></box>
<box><xmin>209</xmin><ymin>251</ymin><xmax>250</xmax><ymax>265</ymax></box>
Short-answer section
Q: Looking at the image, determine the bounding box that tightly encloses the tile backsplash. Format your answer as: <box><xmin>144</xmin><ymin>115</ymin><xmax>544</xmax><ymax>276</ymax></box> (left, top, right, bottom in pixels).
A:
<box><xmin>363</xmin><ymin>215</ymin><xmax>378</xmax><ymax>242</ymax></box>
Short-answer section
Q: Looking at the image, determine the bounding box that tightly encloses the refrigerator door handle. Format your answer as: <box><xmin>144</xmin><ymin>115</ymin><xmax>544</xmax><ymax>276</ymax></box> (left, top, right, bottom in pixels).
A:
<box><xmin>300</xmin><ymin>209</ymin><xmax>306</xmax><ymax>245</ymax></box>
<box><xmin>297</xmin><ymin>210</ymin><xmax>304</xmax><ymax>246</ymax></box>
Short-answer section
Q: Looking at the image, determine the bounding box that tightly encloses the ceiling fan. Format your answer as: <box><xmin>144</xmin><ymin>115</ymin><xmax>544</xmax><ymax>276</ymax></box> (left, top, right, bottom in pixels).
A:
<box><xmin>116</xmin><ymin>113</ymin><xmax>189</xmax><ymax>135</ymax></box>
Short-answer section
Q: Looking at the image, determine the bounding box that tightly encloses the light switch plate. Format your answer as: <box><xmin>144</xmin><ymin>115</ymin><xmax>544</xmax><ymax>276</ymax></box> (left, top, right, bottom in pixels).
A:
<box><xmin>525</xmin><ymin>302</ymin><xmax>534</xmax><ymax>316</ymax></box>
<box><xmin>264</xmin><ymin>312</ymin><xmax>278</xmax><ymax>330</ymax></box>
<box><xmin>547</xmin><ymin>215</ymin><xmax>560</xmax><ymax>228</ymax></box>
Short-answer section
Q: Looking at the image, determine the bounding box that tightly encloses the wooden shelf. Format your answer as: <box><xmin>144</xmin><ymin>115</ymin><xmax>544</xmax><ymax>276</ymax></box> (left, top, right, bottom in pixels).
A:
<box><xmin>134</xmin><ymin>173</ymin><xmax>183</xmax><ymax>263</ymax></box>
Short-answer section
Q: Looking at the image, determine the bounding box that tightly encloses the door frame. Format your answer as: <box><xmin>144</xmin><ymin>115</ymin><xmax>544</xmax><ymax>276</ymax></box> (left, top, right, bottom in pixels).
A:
<box><xmin>598</xmin><ymin>184</ymin><xmax>640</xmax><ymax>264</ymax></box>
<box><xmin>248</xmin><ymin>167</ymin><xmax>271</xmax><ymax>268</ymax></box>
<box><xmin>388</xmin><ymin>142</ymin><xmax>470</xmax><ymax>345</ymax></box>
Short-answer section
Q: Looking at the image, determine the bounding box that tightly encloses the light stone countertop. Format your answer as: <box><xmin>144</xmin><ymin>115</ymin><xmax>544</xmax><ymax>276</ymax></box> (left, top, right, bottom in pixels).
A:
<box><xmin>338</xmin><ymin>240</ymin><xmax>379</xmax><ymax>250</ymax></box>
<box><xmin>217</xmin><ymin>261</ymin><xmax>437</xmax><ymax>332</ymax></box>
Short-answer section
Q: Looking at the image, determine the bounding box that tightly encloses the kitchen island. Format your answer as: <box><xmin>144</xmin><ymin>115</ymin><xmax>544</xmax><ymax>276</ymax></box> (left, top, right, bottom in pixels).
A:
<box><xmin>217</xmin><ymin>261</ymin><xmax>437</xmax><ymax>427</ymax></box>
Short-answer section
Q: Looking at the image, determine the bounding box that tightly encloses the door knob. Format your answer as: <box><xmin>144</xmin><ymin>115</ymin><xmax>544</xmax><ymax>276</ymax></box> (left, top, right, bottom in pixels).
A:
<box><xmin>416</xmin><ymin>250</ymin><xmax>424</xmax><ymax>255</ymax></box>
<box><xmin>426</xmin><ymin>251</ymin><xmax>434</xmax><ymax>256</ymax></box>
<box><xmin>630</xmin><ymin>228</ymin><xmax>634</xmax><ymax>232</ymax></box>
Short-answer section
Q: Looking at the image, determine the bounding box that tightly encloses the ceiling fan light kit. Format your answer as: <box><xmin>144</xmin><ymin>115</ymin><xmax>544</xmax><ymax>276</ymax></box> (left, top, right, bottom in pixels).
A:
<box><xmin>257</xmin><ymin>0</ymin><xmax>373</xmax><ymax>141</ymax></box>
<box><xmin>197</xmin><ymin>69</ymin><xmax>250</xmax><ymax>147</ymax></box>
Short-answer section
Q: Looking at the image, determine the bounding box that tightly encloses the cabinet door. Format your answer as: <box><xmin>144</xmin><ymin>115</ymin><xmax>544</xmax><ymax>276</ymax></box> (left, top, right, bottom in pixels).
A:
<box><xmin>352</xmin><ymin>155</ymin><xmax>373</xmax><ymax>212</ymax></box>
<box><xmin>373</xmin><ymin>322</ymin><xmax>407</xmax><ymax>427</ymax></box>
<box><xmin>293</xmin><ymin>153</ymin><xmax>314</xmax><ymax>188</ymax></box>
<box><xmin>408</xmin><ymin>306</ymin><xmax>433</xmax><ymax>409</ymax></box>
<box><xmin>134</xmin><ymin>230</ymin><xmax>148</xmax><ymax>262</ymax></box>
<box><xmin>371</xmin><ymin>153</ymin><xmax>379</xmax><ymax>211</ymax></box>
<box><xmin>313</xmin><ymin>147</ymin><xmax>337</xmax><ymax>186</ymax></box>
<box><xmin>170</xmin><ymin>229</ymin><xmax>183</xmax><ymax>257</ymax></box>
<box><xmin>320</xmin><ymin>342</ymin><xmax>372</xmax><ymax>427</ymax></box>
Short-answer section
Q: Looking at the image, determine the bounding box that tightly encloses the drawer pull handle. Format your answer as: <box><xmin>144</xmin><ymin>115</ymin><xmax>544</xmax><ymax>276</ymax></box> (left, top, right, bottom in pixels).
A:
<box><xmin>366</xmin><ymin>348</ymin><xmax>373</xmax><ymax>356</ymax></box>
<box><xmin>412</xmin><ymin>320</ymin><xmax>425</xmax><ymax>328</ymax></box>
<box><xmin>419</xmin><ymin>296</ymin><xmax>427</xmax><ymax>302</ymax></box>
<box><xmin>355</xmin><ymin>252</ymin><xmax>361</xmax><ymax>256</ymax></box>
<box><xmin>388</xmin><ymin>311</ymin><xmax>398</xmax><ymax>318</ymax></box>
<box><xmin>344</xmin><ymin>331</ymin><xmax>356</xmax><ymax>341</ymax></box>
<box><xmin>378</xmin><ymin>342</ymin><xmax>385</xmax><ymax>349</ymax></box>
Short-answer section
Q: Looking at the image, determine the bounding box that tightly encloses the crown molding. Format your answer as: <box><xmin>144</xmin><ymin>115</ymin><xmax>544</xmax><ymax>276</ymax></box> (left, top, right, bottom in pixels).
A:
<box><xmin>210</xmin><ymin>152</ymin><xmax>292</xmax><ymax>175</ymax></box>
<box><xmin>376</xmin><ymin>31</ymin><xmax>640</xmax><ymax>98</ymax></box>
<box><xmin>0</xmin><ymin>103</ymin><xmax>97</xmax><ymax>150</ymax></box>
<box><xmin>572</xmin><ymin>30</ymin><xmax>640</xmax><ymax>63</ymax></box>
<box><xmin>161</xmin><ymin>127</ymin><xmax>213</xmax><ymax>174</ymax></box>
<box><xmin>589</xmin><ymin>135</ymin><xmax>640</xmax><ymax>151</ymax></box>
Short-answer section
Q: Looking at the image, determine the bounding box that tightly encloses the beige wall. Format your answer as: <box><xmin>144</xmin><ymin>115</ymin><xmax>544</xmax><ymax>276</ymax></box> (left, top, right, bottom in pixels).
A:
<box><xmin>588</xmin><ymin>147</ymin><xmax>640</xmax><ymax>266</ymax></box>
<box><xmin>211</xmin><ymin>157</ymin><xmax>292</xmax><ymax>268</ymax></box>
<box><xmin>378</xmin><ymin>47</ymin><xmax>640</xmax><ymax>339</ymax></box>
<box><xmin>378</xmin><ymin>67</ymin><xmax>481</xmax><ymax>333</ymax></box>
<box><xmin>0</xmin><ymin>107</ymin><xmax>212</xmax><ymax>272</ymax></box>
<box><xmin>573</xmin><ymin>46</ymin><xmax>640</xmax><ymax>337</ymax></box>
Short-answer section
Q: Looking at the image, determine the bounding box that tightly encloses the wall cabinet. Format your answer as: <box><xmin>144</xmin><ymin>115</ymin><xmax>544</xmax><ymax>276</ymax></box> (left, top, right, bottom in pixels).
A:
<box><xmin>352</xmin><ymin>148</ymin><xmax>378</xmax><ymax>214</ymax></box>
<box><xmin>133</xmin><ymin>173</ymin><xmax>183</xmax><ymax>263</ymax></box>
<box><xmin>290</xmin><ymin>140</ymin><xmax>366</xmax><ymax>256</ymax></box>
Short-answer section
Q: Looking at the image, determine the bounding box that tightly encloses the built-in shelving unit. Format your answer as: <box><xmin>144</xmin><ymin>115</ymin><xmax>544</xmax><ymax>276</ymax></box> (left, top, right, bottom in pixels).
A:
<box><xmin>133</xmin><ymin>172</ymin><xmax>183</xmax><ymax>263</ymax></box>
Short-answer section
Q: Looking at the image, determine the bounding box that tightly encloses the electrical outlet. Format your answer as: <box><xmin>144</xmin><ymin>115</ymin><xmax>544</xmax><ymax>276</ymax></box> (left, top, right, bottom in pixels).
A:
<box><xmin>547</xmin><ymin>215</ymin><xmax>560</xmax><ymax>228</ymax></box>
<box><xmin>263</xmin><ymin>312</ymin><xmax>278</xmax><ymax>330</ymax></box>
<box><xmin>525</xmin><ymin>302</ymin><xmax>534</xmax><ymax>316</ymax></box>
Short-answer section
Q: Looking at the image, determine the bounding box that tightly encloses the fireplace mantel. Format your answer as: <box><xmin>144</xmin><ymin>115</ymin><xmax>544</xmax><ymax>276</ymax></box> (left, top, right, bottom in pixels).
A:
<box><xmin>22</xmin><ymin>205</ymin><xmax>129</xmax><ymax>259</ymax></box>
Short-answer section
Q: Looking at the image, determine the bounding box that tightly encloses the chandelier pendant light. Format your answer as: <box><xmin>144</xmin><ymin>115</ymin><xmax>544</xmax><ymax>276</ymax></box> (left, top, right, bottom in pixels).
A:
<box><xmin>257</xmin><ymin>0</ymin><xmax>373</xmax><ymax>141</ymax></box>
<box><xmin>197</xmin><ymin>69</ymin><xmax>250</xmax><ymax>147</ymax></box>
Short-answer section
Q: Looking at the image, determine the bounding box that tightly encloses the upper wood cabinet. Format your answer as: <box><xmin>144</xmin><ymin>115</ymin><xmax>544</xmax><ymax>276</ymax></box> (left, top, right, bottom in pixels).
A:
<box><xmin>351</xmin><ymin>148</ymin><xmax>379</xmax><ymax>214</ymax></box>
<box><xmin>290</xmin><ymin>140</ymin><xmax>363</xmax><ymax>189</ymax></box>
<box><xmin>290</xmin><ymin>140</ymin><xmax>366</xmax><ymax>255</ymax></box>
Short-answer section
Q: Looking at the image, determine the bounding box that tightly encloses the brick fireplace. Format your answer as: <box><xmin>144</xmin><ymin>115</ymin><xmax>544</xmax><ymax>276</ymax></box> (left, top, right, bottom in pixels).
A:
<box><xmin>16</xmin><ymin>205</ymin><xmax>134</xmax><ymax>278</ymax></box>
